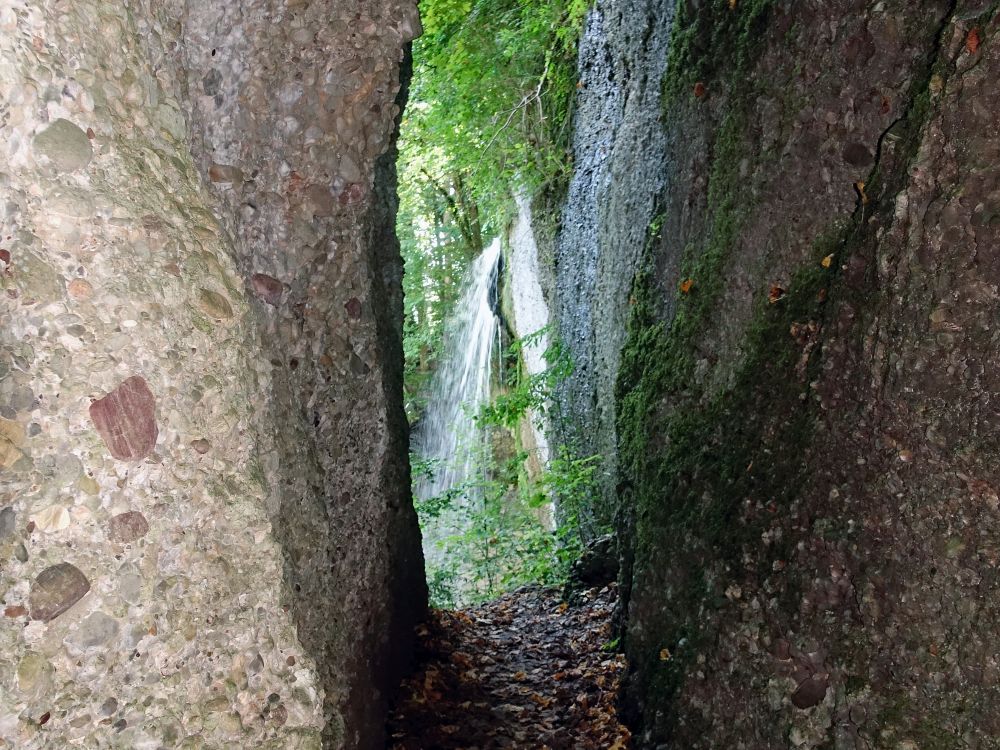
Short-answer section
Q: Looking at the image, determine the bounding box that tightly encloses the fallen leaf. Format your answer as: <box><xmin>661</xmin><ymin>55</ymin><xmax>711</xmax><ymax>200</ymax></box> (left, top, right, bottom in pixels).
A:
<box><xmin>679</xmin><ymin>278</ymin><xmax>694</xmax><ymax>294</ymax></box>
<box><xmin>854</xmin><ymin>180</ymin><xmax>868</xmax><ymax>205</ymax></box>
<box><xmin>967</xmin><ymin>27</ymin><xmax>980</xmax><ymax>54</ymax></box>
<box><xmin>768</xmin><ymin>285</ymin><xmax>786</xmax><ymax>304</ymax></box>
<box><xmin>729</xmin><ymin>0</ymin><xmax>737</xmax><ymax>8</ymax></box>
<box><xmin>821</xmin><ymin>254</ymin><xmax>833</xmax><ymax>268</ymax></box>
<box><xmin>693</xmin><ymin>81</ymin><xmax>707</xmax><ymax>98</ymax></box>
<box><xmin>659</xmin><ymin>648</ymin><xmax>671</xmax><ymax>661</ymax></box>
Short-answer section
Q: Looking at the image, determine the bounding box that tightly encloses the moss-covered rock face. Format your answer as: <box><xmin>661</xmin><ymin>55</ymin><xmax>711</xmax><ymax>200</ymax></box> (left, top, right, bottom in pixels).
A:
<box><xmin>0</xmin><ymin>1</ymin><xmax>423</xmax><ymax>748</ymax></box>
<box><xmin>542</xmin><ymin>0</ymin><xmax>679</xmax><ymax>538</ymax></box>
<box><xmin>615</xmin><ymin>0</ymin><xmax>1000</xmax><ymax>746</ymax></box>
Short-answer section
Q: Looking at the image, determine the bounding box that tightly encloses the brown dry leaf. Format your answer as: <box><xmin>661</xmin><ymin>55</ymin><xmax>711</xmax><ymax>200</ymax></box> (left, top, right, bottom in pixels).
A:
<box><xmin>821</xmin><ymin>254</ymin><xmax>833</xmax><ymax>268</ymax></box>
<box><xmin>679</xmin><ymin>278</ymin><xmax>694</xmax><ymax>294</ymax></box>
<box><xmin>513</xmin><ymin>671</ymin><xmax>527</xmax><ymax>681</ymax></box>
<box><xmin>659</xmin><ymin>648</ymin><xmax>671</xmax><ymax>661</ymax></box>
<box><xmin>768</xmin><ymin>285</ymin><xmax>786</xmax><ymax>304</ymax></box>
<box><xmin>693</xmin><ymin>81</ymin><xmax>707</xmax><ymax>98</ymax></box>
<box><xmin>530</xmin><ymin>693</ymin><xmax>553</xmax><ymax>708</ymax></box>
<box><xmin>967</xmin><ymin>27</ymin><xmax>981</xmax><ymax>54</ymax></box>
<box><xmin>854</xmin><ymin>180</ymin><xmax>869</xmax><ymax>205</ymax></box>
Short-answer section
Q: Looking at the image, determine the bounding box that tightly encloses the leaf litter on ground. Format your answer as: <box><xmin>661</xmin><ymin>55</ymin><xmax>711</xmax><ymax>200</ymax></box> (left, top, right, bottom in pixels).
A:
<box><xmin>388</xmin><ymin>584</ymin><xmax>630</xmax><ymax>749</ymax></box>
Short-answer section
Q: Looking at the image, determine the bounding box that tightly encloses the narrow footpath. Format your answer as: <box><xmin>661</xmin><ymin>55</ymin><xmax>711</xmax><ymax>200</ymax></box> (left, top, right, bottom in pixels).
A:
<box><xmin>387</xmin><ymin>584</ymin><xmax>630</xmax><ymax>749</ymax></box>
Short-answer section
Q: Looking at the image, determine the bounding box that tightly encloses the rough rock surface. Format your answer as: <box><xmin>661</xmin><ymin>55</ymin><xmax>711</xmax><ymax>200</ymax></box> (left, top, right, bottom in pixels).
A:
<box><xmin>606</xmin><ymin>1</ymin><xmax>1000</xmax><ymax>747</ymax></box>
<box><xmin>539</xmin><ymin>0</ymin><xmax>677</xmax><ymax>536</ymax></box>
<box><xmin>0</xmin><ymin>0</ymin><xmax>424</xmax><ymax>748</ymax></box>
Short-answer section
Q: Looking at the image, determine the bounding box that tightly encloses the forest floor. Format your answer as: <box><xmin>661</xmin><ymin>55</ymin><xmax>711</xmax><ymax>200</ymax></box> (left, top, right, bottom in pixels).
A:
<box><xmin>387</xmin><ymin>583</ymin><xmax>631</xmax><ymax>749</ymax></box>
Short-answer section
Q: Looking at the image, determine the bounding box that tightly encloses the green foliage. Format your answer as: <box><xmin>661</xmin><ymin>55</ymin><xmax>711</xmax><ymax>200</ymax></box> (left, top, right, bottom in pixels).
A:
<box><xmin>414</xmin><ymin>331</ymin><xmax>600</xmax><ymax>608</ymax></box>
<box><xmin>477</xmin><ymin>327</ymin><xmax>572</xmax><ymax>429</ymax></box>
<box><xmin>416</xmin><ymin>443</ymin><xmax>601</xmax><ymax>608</ymax></box>
<box><xmin>400</xmin><ymin>0</ymin><xmax>590</xmax><ymax>421</ymax></box>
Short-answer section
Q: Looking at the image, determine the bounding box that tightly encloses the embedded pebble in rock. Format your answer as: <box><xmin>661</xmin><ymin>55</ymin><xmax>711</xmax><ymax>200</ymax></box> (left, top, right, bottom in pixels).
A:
<box><xmin>345</xmin><ymin>297</ymin><xmax>363</xmax><ymax>319</ymax></box>
<box><xmin>67</xmin><ymin>611</ymin><xmax>120</xmax><ymax>650</ymax></box>
<box><xmin>196</xmin><ymin>288</ymin><xmax>234</xmax><ymax>319</ymax></box>
<box><xmin>791</xmin><ymin>676</ymin><xmax>829</xmax><ymax>709</ymax></box>
<box><xmin>209</xmin><ymin>163</ymin><xmax>243</xmax><ymax>184</ymax></box>
<box><xmin>338</xmin><ymin>182</ymin><xmax>366</xmax><ymax>205</ymax></box>
<box><xmin>16</xmin><ymin>653</ymin><xmax>53</xmax><ymax>696</ymax></box>
<box><xmin>0</xmin><ymin>418</ymin><xmax>25</xmax><ymax>469</ymax></box>
<box><xmin>251</xmin><ymin>273</ymin><xmax>283</xmax><ymax>305</ymax></box>
<box><xmin>106</xmin><ymin>511</ymin><xmax>149</xmax><ymax>543</ymax></box>
<box><xmin>32</xmin><ymin>119</ymin><xmax>93</xmax><ymax>172</ymax></box>
<box><xmin>88</xmin><ymin>376</ymin><xmax>158</xmax><ymax>461</ymax></box>
<box><xmin>29</xmin><ymin>563</ymin><xmax>90</xmax><ymax>622</ymax></box>
<box><xmin>77</xmin><ymin>475</ymin><xmax>100</xmax><ymax>495</ymax></box>
<box><xmin>66</xmin><ymin>278</ymin><xmax>94</xmax><ymax>300</ymax></box>
<box><xmin>0</xmin><ymin>506</ymin><xmax>15</xmax><ymax>539</ymax></box>
<box><xmin>190</xmin><ymin>438</ymin><xmax>211</xmax><ymax>454</ymax></box>
<box><xmin>30</xmin><ymin>504</ymin><xmax>70</xmax><ymax>532</ymax></box>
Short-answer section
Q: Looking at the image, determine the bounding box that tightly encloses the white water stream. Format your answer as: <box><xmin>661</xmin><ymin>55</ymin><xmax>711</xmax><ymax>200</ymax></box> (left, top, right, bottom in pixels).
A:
<box><xmin>413</xmin><ymin>239</ymin><xmax>502</xmax><ymax>574</ymax></box>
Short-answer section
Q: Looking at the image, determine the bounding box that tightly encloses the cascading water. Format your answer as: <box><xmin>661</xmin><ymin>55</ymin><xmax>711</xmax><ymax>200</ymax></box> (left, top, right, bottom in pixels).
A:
<box><xmin>413</xmin><ymin>239</ymin><xmax>502</xmax><ymax>587</ymax></box>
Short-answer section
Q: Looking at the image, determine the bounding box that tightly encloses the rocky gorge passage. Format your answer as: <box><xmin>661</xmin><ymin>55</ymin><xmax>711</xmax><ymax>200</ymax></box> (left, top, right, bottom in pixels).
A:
<box><xmin>388</xmin><ymin>585</ymin><xmax>630</xmax><ymax>749</ymax></box>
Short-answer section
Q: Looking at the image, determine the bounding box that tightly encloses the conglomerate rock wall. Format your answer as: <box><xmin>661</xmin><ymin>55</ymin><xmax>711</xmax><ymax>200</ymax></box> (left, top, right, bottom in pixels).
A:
<box><xmin>0</xmin><ymin>1</ymin><xmax>424</xmax><ymax>748</ymax></box>
<box><xmin>609</xmin><ymin>1</ymin><xmax>1000</xmax><ymax>747</ymax></box>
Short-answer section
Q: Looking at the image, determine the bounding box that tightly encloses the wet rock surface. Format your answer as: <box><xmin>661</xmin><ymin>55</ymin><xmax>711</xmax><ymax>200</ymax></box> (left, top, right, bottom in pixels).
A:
<box><xmin>543</xmin><ymin>0</ymin><xmax>677</xmax><ymax>533</ymax></box>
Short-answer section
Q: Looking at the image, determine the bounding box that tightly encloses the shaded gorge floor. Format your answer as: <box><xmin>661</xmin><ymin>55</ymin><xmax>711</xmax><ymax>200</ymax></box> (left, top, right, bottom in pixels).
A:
<box><xmin>387</xmin><ymin>584</ymin><xmax>629</xmax><ymax>749</ymax></box>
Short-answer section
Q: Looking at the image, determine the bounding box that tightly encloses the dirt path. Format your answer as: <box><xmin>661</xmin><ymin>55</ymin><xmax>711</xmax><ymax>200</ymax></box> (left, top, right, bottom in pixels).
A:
<box><xmin>387</xmin><ymin>584</ymin><xmax>630</xmax><ymax>749</ymax></box>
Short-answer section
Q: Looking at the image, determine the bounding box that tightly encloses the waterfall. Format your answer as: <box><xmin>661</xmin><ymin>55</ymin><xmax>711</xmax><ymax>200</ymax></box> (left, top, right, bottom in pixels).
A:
<box><xmin>413</xmin><ymin>239</ymin><xmax>502</xmax><ymax>579</ymax></box>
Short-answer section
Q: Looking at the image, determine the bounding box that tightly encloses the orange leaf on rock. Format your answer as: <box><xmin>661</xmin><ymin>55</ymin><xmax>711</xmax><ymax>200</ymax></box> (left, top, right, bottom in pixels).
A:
<box><xmin>967</xmin><ymin>27</ymin><xmax>980</xmax><ymax>54</ymax></box>
<box><xmin>854</xmin><ymin>180</ymin><xmax>869</xmax><ymax>205</ymax></box>
<box><xmin>679</xmin><ymin>278</ymin><xmax>694</xmax><ymax>294</ymax></box>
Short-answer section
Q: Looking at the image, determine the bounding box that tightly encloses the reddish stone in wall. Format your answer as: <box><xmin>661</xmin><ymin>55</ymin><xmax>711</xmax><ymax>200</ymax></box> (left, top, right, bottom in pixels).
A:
<box><xmin>107</xmin><ymin>511</ymin><xmax>149</xmax><ymax>543</ymax></box>
<box><xmin>338</xmin><ymin>182</ymin><xmax>366</xmax><ymax>205</ymax></box>
<box><xmin>89</xmin><ymin>376</ymin><xmax>158</xmax><ymax>460</ymax></box>
<box><xmin>251</xmin><ymin>273</ymin><xmax>283</xmax><ymax>305</ymax></box>
<box><xmin>30</xmin><ymin>563</ymin><xmax>90</xmax><ymax>622</ymax></box>
<box><xmin>345</xmin><ymin>297</ymin><xmax>362</xmax><ymax>319</ymax></box>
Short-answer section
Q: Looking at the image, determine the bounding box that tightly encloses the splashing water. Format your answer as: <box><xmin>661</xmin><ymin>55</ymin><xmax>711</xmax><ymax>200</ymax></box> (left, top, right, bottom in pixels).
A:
<box><xmin>413</xmin><ymin>239</ymin><xmax>502</xmax><ymax>577</ymax></box>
